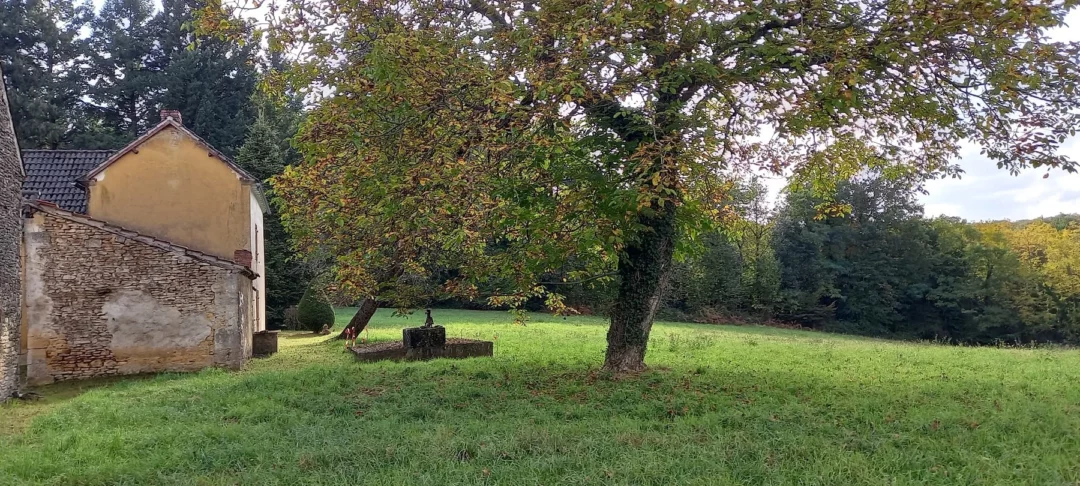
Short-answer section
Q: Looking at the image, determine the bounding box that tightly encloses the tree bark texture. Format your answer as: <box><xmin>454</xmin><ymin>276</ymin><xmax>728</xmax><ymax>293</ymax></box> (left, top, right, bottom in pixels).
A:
<box><xmin>603</xmin><ymin>202</ymin><xmax>678</xmax><ymax>372</ymax></box>
<box><xmin>337</xmin><ymin>297</ymin><xmax>379</xmax><ymax>339</ymax></box>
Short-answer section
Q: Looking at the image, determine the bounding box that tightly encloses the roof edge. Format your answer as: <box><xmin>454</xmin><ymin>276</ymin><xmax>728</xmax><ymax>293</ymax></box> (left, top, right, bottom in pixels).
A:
<box><xmin>24</xmin><ymin>200</ymin><xmax>257</xmax><ymax>279</ymax></box>
<box><xmin>79</xmin><ymin>118</ymin><xmax>257</xmax><ymax>183</ymax></box>
<box><xmin>251</xmin><ymin>182</ymin><xmax>271</xmax><ymax>215</ymax></box>
<box><xmin>22</xmin><ymin>149</ymin><xmax>116</xmax><ymax>153</ymax></box>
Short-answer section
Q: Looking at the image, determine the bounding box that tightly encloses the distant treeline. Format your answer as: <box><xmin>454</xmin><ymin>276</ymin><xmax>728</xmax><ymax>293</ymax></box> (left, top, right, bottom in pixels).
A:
<box><xmin>674</xmin><ymin>177</ymin><xmax>1080</xmax><ymax>344</ymax></box>
<box><xmin>471</xmin><ymin>175</ymin><xmax>1080</xmax><ymax>345</ymax></box>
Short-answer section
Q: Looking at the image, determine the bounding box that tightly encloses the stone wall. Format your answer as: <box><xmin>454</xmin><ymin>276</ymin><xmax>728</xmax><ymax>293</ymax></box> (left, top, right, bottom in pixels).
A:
<box><xmin>22</xmin><ymin>206</ymin><xmax>253</xmax><ymax>385</ymax></box>
<box><xmin>0</xmin><ymin>66</ymin><xmax>24</xmax><ymax>400</ymax></box>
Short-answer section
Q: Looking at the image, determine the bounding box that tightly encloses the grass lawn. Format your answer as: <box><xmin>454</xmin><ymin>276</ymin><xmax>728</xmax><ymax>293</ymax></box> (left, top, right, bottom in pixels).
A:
<box><xmin>2</xmin><ymin>309</ymin><xmax>1079</xmax><ymax>485</ymax></box>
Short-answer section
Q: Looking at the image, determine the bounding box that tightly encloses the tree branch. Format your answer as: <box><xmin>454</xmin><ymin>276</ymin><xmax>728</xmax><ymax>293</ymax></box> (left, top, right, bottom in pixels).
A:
<box><xmin>540</xmin><ymin>272</ymin><xmax>619</xmax><ymax>286</ymax></box>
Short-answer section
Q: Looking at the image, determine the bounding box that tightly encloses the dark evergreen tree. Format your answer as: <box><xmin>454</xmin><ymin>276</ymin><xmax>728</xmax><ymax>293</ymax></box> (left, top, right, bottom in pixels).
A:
<box><xmin>297</xmin><ymin>286</ymin><xmax>335</xmax><ymax>332</ymax></box>
<box><xmin>235</xmin><ymin>94</ymin><xmax>309</xmax><ymax>329</ymax></box>
<box><xmin>774</xmin><ymin>174</ymin><xmax>933</xmax><ymax>334</ymax></box>
<box><xmin>82</xmin><ymin>0</ymin><xmax>258</xmax><ymax>151</ymax></box>
<box><xmin>84</xmin><ymin>0</ymin><xmax>161</xmax><ymax>147</ymax></box>
<box><xmin>0</xmin><ymin>0</ymin><xmax>92</xmax><ymax>148</ymax></box>
<box><xmin>153</xmin><ymin>0</ymin><xmax>258</xmax><ymax>156</ymax></box>
<box><xmin>772</xmin><ymin>190</ymin><xmax>837</xmax><ymax>326</ymax></box>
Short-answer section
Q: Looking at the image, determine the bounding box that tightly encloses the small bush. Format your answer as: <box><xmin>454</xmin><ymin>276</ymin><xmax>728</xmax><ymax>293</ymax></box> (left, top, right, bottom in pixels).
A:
<box><xmin>297</xmin><ymin>287</ymin><xmax>335</xmax><ymax>332</ymax></box>
<box><xmin>283</xmin><ymin>306</ymin><xmax>301</xmax><ymax>330</ymax></box>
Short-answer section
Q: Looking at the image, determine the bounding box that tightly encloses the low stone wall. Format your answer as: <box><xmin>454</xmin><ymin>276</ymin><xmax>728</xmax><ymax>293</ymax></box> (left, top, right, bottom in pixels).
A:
<box><xmin>351</xmin><ymin>338</ymin><xmax>494</xmax><ymax>363</ymax></box>
<box><xmin>21</xmin><ymin>207</ymin><xmax>253</xmax><ymax>385</ymax></box>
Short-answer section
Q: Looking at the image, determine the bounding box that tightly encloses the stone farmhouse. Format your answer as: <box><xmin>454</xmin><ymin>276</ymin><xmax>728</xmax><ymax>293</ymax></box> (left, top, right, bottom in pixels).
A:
<box><xmin>7</xmin><ymin>107</ymin><xmax>268</xmax><ymax>387</ymax></box>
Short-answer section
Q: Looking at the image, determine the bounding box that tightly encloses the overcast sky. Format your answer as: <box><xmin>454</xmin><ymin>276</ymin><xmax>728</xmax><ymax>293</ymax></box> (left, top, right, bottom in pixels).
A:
<box><xmin>921</xmin><ymin>141</ymin><xmax>1080</xmax><ymax>222</ymax></box>
<box><xmin>918</xmin><ymin>11</ymin><xmax>1080</xmax><ymax>222</ymax></box>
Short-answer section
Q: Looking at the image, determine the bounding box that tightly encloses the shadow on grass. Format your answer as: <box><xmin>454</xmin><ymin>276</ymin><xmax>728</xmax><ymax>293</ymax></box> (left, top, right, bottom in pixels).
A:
<box><xmin>0</xmin><ymin>372</ymin><xmax>196</xmax><ymax>438</ymax></box>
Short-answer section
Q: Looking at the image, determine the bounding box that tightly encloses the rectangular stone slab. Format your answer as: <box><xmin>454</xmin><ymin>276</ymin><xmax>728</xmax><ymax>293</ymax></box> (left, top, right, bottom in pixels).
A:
<box><xmin>351</xmin><ymin>339</ymin><xmax>493</xmax><ymax>363</ymax></box>
<box><xmin>403</xmin><ymin>326</ymin><xmax>446</xmax><ymax>348</ymax></box>
<box><xmin>252</xmin><ymin>330</ymin><xmax>279</xmax><ymax>357</ymax></box>
<box><xmin>406</xmin><ymin>341</ymin><xmax>493</xmax><ymax>361</ymax></box>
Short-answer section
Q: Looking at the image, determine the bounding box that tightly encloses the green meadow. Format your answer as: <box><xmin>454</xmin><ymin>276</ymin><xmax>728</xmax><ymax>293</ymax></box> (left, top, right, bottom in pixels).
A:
<box><xmin>1</xmin><ymin>309</ymin><xmax>1078</xmax><ymax>485</ymax></box>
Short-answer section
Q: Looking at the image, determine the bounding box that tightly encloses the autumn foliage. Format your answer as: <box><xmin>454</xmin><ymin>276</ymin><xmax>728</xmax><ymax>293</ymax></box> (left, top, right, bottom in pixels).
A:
<box><xmin>204</xmin><ymin>0</ymin><xmax>1080</xmax><ymax>370</ymax></box>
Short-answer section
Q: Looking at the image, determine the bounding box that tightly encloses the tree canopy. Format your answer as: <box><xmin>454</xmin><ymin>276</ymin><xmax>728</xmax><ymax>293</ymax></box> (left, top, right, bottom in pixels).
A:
<box><xmin>207</xmin><ymin>0</ymin><xmax>1080</xmax><ymax>370</ymax></box>
<box><xmin>2</xmin><ymin>0</ymin><xmax>261</xmax><ymax>152</ymax></box>
<box><xmin>0</xmin><ymin>0</ymin><xmax>92</xmax><ymax>148</ymax></box>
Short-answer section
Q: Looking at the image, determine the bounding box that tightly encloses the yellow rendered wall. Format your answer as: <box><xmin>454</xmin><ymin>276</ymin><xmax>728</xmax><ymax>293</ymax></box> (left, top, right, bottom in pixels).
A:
<box><xmin>87</xmin><ymin>126</ymin><xmax>252</xmax><ymax>260</ymax></box>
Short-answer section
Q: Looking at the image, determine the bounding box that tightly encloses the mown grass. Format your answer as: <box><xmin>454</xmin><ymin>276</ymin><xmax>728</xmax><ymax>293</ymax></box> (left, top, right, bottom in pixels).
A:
<box><xmin>1</xmin><ymin>309</ymin><xmax>1079</xmax><ymax>485</ymax></box>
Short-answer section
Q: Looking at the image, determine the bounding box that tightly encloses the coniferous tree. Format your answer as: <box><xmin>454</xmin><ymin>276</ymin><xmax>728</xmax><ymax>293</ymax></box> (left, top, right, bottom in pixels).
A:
<box><xmin>80</xmin><ymin>0</ymin><xmax>259</xmax><ymax>150</ymax></box>
<box><xmin>153</xmin><ymin>0</ymin><xmax>258</xmax><ymax>156</ymax></box>
<box><xmin>0</xmin><ymin>0</ymin><xmax>92</xmax><ymax>149</ymax></box>
<box><xmin>297</xmin><ymin>286</ymin><xmax>335</xmax><ymax>332</ymax></box>
<box><xmin>235</xmin><ymin>94</ymin><xmax>309</xmax><ymax>329</ymax></box>
<box><xmin>84</xmin><ymin>0</ymin><xmax>161</xmax><ymax>147</ymax></box>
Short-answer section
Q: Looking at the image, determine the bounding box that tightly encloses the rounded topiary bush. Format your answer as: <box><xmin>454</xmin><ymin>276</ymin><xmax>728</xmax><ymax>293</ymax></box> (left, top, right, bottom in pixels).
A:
<box><xmin>297</xmin><ymin>286</ymin><xmax>336</xmax><ymax>332</ymax></box>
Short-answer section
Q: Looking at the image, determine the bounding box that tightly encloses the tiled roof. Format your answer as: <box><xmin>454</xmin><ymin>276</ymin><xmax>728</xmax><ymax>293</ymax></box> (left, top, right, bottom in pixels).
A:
<box><xmin>22</xmin><ymin>150</ymin><xmax>112</xmax><ymax>213</ymax></box>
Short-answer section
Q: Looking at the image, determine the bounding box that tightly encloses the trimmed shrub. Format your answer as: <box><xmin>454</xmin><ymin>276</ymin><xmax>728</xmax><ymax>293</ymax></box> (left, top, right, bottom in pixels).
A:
<box><xmin>297</xmin><ymin>286</ymin><xmax>335</xmax><ymax>332</ymax></box>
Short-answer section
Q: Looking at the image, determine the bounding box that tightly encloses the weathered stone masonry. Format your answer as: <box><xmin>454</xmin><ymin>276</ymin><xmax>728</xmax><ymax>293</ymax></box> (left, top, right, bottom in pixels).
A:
<box><xmin>22</xmin><ymin>202</ymin><xmax>254</xmax><ymax>385</ymax></box>
<box><xmin>0</xmin><ymin>66</ymin><xmax>24</xmax><ymax>400</ymax></box>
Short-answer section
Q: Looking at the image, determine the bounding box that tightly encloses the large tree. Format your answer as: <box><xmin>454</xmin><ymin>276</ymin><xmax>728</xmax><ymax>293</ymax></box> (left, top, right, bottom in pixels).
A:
<box><xmin>0</xmin><ymin>0</ymin><xmax>92</xmax><ymax>149</ymax></box>
<box><xmin>235</xmin><ymin>92</ymin><xmax>312</xmax><ymax>329</ymax></box>
<box><xmin>208</xmin><ymin>0</ymin><xmax>1080</xmax><ymax>371</ymax></box>
<box><xmin>154</xmin><ymin>0</ymin><xmax>259</xmax><ymax>156</ymax></box>
<box><xmin>774</xmin><ymin>174</ymin><xmax>933</xmax><ymax>334</ymax></box>
<box><xmin>84</xmin><ymin>0</ymin><xmax>162</xmax><ymax>146</ymax></box>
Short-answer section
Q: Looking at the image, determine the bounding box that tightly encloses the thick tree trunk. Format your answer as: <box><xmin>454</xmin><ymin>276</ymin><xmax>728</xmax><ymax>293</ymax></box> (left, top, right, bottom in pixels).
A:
<box><xmin>337</xmin><ymin>297</ymin><xmax>379</xmax><ymax>339</ymax></box>
<box><xmin>603</xmin><ymin>202</ymin><xmax>678</xmax><ymax>372</ymax></box>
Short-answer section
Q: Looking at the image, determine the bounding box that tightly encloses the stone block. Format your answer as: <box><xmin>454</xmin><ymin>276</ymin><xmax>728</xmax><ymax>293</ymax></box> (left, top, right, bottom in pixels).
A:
<box><xmin>252</xmin><ymin>330</ymin><xmax>279</xmax><ymax>358</ymax></box>
<box><xmin>403</xmin><ymin>326</ymin><xmax>446</xmax><ymax>348</ymax></box>
<box><xmin>352</xmin><ymin>338</ymin><xmax>493</xmax><ymax>363</ymax></box>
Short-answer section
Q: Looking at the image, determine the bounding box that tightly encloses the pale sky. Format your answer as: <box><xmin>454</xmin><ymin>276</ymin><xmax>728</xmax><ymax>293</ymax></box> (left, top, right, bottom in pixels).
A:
<box><xmin>921</xmin><ymin>141</ymin><xmax>1080</xmax><ymax>221</ymax></box>
<box><xmin>919</xmin><ymin>11</ymin><xmax>1080</xmax><ymax>221</ymax></box>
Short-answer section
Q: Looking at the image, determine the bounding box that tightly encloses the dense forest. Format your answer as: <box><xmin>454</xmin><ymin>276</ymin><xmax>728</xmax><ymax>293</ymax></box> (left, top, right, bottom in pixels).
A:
<box><xmin>0</xmin><ymin>0</ymin><xmax>310</xmax><ymax>327</ymax></box>
<box><xmin>558</xmin><ymin>175</ymin><xmax>1080</xmax><ymax>345</ymax></box>
<box><xmin>5</xmin><ymin>0</ymin><xmax>1079</xmax><ymax>345</ymax></box>
<box><xmin>422</xmin><ymin>171</ymin><xmax>1080</xmax><ymax>345</ymax></box>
